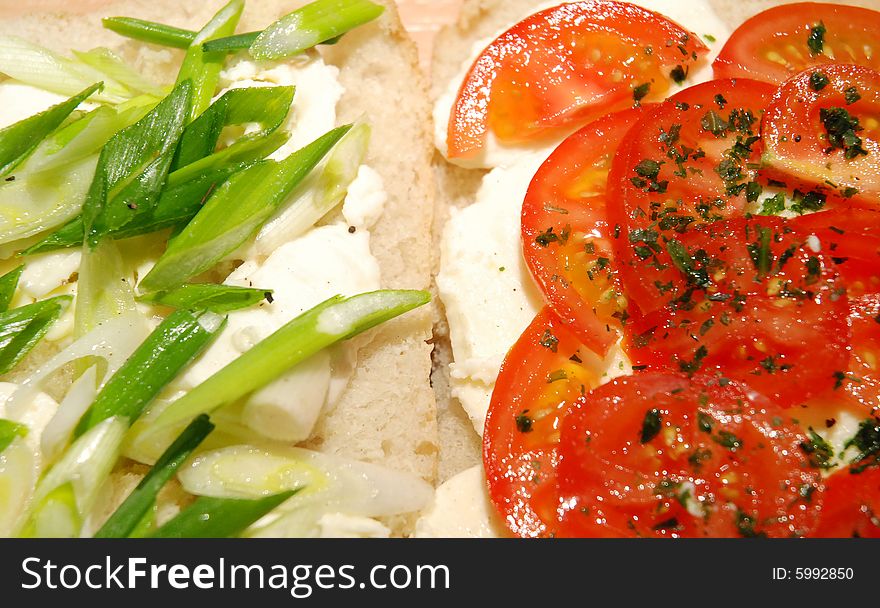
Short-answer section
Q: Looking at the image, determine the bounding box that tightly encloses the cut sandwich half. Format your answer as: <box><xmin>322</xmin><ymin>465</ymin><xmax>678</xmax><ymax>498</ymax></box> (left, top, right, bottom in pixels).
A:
<box><xmin>0</xmin><ymin>0</ymin><xmax>438</xmax><ymax>537</ymax></box>
<box><xmin>426</xmin><ymin>0</ymin><xmax>880</xmax><ymax>538</ymax></box>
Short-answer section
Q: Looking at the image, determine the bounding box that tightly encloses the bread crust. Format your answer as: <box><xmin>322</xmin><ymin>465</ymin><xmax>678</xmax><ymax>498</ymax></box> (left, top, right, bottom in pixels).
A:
<box><xmin>0</xmin><ymin>0</ymin><xmax>438</xmax><ymax>535</ymax></box>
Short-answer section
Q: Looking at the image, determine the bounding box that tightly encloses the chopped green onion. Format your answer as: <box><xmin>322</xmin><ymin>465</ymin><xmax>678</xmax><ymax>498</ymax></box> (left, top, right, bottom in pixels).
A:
<box><xmin>149</xmin><ymin>489</ymin><xmax>298</xmax><ymax>538</ymax></box>
<box><xmin>102</xmin><ymin>17</ymin><xmax>195</xmax><ymax>49</ymax></box>
<box><xmin>74</xmin><ymin>240</ymin><xmax>137</xmax><ymax>337</ymax></box>
<box><xmin>0</xmin><ymin>296</ymin><xmax>71</xmax><ymax>375</ymax></box>
<box><xmin>74</xmin><ymin>309</ymin><xmax>225</xmax><ymax>437</ymax></box>
<box><xmin>176</xmin><ymin>0</ymin><xmax>243</xmax><ymax>120</ymax></box>
<box><xmin>140</xmin><ymin>125</ymin><xmax>350</xmax><ymax>292</ymax></box>
<box><xmin>73</xmin><ymin>48</ymin><xmax>165</xmax><ymax>98</ymax></box>
<box><xmin>169</xmin><ymin>86</ymin><xmax>295</xmax><ymax>183</ymax></box>
<box><xmin>254</xmin><ymin>122</ymin><xmax>368</xmax><ymax>254</ymax></box>
<box><xmin>139</xmin><ymin>284</ymin><xmax>272</xmax><ymax>313</ymax></box>
<box><xmin>81</xmin><ymin>80</ymin><xmax>192</xmax><ymax>248</ymax></box>
<box><xmin>0</xmin><ymin>36</ymin><xmax>128</xmax><ymax>103</ymax></box>
<box><xmin>0</xmin><ymin>82</ymin><xmax>101</xmax><ymax>178</ymax></box>
<box><xmin>25</xmin><ymin>161</ymin><xmax>251</xmax><ymax>254</ymax></box>
<box><xmin>26</xmin><ymin>416</ymin><xmax>127</xmax><ymax>537</ymax></box>
<box><xmin>200</xmin><ymin>32</ymin><xmax>260</xmax><ymax>54</ymax></box>
<box><xmin>0</xmin><ymin>418</ymin><xmax>27</xmax><ymax>454</ymax></box>
<box><xmin>95</xmin><ymin>414</ymin><xmax>214</xmax><ymax>538</ymax></box>
<box><xmin>0</xmin><ymin>265</ymin><xmax>23</xmax><ymax>312</ymax></box>
<box><xmin>248</xmin><ymin>0</ymin><xmax>384</xmax><ymax>60</ymax></box>
<box><xmin>20</xmin><ymin>482</ymin><xmax>80</xmax><ymax>538</ymax></box>
<box><xmin>154</xmin><ymin>289</ymin><xmax>429</xmax><ymax>430</ymax></box>
<box><xmin>0</xmin><ymin>432</ymin><xmax>37</xmax><ymax>536</ymax></box>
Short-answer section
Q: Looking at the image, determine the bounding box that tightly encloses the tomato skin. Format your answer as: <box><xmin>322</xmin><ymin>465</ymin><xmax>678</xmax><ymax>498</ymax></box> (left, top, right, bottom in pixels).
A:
<box><xmin>621</xmin><ymin>216</ymin><xmax>850</xmax><ymax>407</ymax></box>
<box><xmin>522</xmin><ymin>106</ymin><xmax>649</xmax><ymax>355</ymax></box>
<box><xmin>761</xmin><ymin>64</ymin><xmax>880</xmax><ymax>203</ymax></box>
<box><xmin>447</xmin><ymin>1</ymin><xmax>708</xmax><ymax>158</ymax></box>
<box><xmin>714</xmin><ymin>3</ymin><xmax>880</xmax><ymax>85</ymax></box>
<box><xmin>811</xmin><ymin>467</ymin><xmax>880</xmax><ymax>538</ymax></box>
<box><xmin>607</xmin><ymin>78</ymin><xmax>777</xmax><ymax>314</ymax></box>
<box><xmin>483</xmin><ymin>307</ymin><xmax>604</xmax><ymax>538</ymax></box>
<box><xmin>556</xmin><ymin>372</ymin><xmax>822</xmax><ymax>538</ymax></box>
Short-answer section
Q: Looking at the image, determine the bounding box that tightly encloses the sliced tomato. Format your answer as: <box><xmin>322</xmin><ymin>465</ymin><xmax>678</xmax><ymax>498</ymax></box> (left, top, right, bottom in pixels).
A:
<box><xmin>762</xmin><ymin>64</ymin><xmax>880</xmax><ymax>203</ymax></box>
<box><xmin>812</xmin><ymin>467</ymin><xmax>880</xmax><ymax>538</ymax></box>
<box><xmin>714</xmin><ymin>3</ymin><xmax>880</xmax><ymax>84</ymax></box>
<box><xmin>791</xmin><ymin>210</ymin><xmax>880</xmax><ymax>411</ymax></box>
<box><xmin>556</xmin><ymin>372</ymin><xmax>822</xmax><ymax>537</ymax></box>
<box><xmin>446</xmin><ymin>1</ymin><xmax>708</xmax><ymax>158</ymax></box>
<box><xmin>522</xmin><ymin>106</ymin><xmax>649</xmax><ymax>355</ymax></box>
<box><xmin>621</xmin><ymin>216</ymin><xmax>850</xmax><ymax>407</ymax></box>
<box><xmin>607</xmin><ymin>78</ymin><xmax>776</xmax><ymax>314</ymax></box>
<box><xmin>791</xmin><ymin>209</ymin><xmax>880</xmax><ymax>295</ymax></box>
<box><xmin>483</xmin><ymin>307</ymin><xmax>604</xmax><ymax>538</ymax></box>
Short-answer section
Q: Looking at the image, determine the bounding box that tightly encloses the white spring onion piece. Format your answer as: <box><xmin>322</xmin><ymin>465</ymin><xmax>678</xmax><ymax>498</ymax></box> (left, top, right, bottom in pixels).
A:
<box><xmin>0</xmin><ymin>155</ymin><xmax>97</xmax><ymax>245</ymax></box>
<box><xmin>28</xmin><ymin>416</ymin><xmax>127</xmax><ymax>537</ymax></box>
<box><xmin>0</xmin><ymin>437</ymin><xmax>37</xmax><ymax>536</ymax></box>
<box><xmin>178</xmin><ymin>444</ymin><xmax>434</xmax><ymax>536</ymax></box>
<box><xmin>39</xmin><ymin>366</ymin><xmax>98</xmax><ymax>466</ymax></box>
<box><xmin>249</xmin><ymin>123</ymin><xmax>369</xmax><ymax>257</ymax></box>
<box><xmin>6</xmin><ymin>311</ymin><xmax>150</xmax><ymax>421</ymax></box>
<box><xmin>0</xmin><ymin>36</ymin><xmax>130</xmax><ymax>103</ymax></box>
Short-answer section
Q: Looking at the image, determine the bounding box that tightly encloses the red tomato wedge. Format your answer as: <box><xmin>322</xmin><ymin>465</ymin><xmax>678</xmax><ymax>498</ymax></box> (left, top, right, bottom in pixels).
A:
<box><xmin>483</xmin><ymin>307</ymin><xmax>604</xmax><ymax>538</ymax></box>
<box><xmin>521</xmin><ymin>106</ymin><xmax>649</xmax><ymax>355</ymax></box>
<box><xmin>556</xmin><ymin>372</ymin><xmax>822</xmax><ymax>537</ymax></box>
<box><xmin>842</xmin><ymin>295</ymin><xmax>880</xmax><ymax>413</ymax></box>
<box><xmin>714</xmin><ymin>3</ymin><xmax>880</xmax><ymax>85</ymax></box>
<box><xmin>812</xmin><ymin>466</ymin><xmax>880</xmax><ymax>538</ymax></box>
<box><xmin>606</xmin><ymin>78</ymin><xmax>777</xmax><ymax>315</ymax></box>
<box><xmin>621</xmin><ymin>216</ymin><xmax>850</xmax><ymax>407</ymax></box>
<box><xmin>762</xmin><ymin>64</ymin><xmax>880</xmax><ymax>203</ymax></box>
<box><xmin>446</xmin><ymin>1</ymin><xmax>708</xmax><ymax>158</ymax></box>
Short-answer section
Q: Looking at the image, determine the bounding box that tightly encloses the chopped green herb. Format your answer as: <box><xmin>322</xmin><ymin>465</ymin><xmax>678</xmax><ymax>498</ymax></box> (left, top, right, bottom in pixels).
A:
<box><xmin>678</xmin><ymin>345</ymin><xmax>709</xmax><ymax>375</ymax></box>
<box><xmin>633</xmin><ymin>82</ymin><xmax>651</xmax><ymax>104</ymax></box>
<box><xmin>799</xmin><ymin>427</ymin><xmax>834</xmax><ymax>469</ymax></box>
<box><xmin>713</xmin><ymin>430</ymin><xmax>743</xmax><ymax>450</ymax></box>
<box><xmin>820</xmin><ymin>107</ymin><xmax>868</xmax><ymax>159</ymax></box>
<box><xmin>844</xmin><ymin>418</ymin><xmax>880</xmax><ymax>473</ymax></box>
<box><xmin>844</xmin><ymin>87</ymin><xmax>861</xmax><ymax>105</ymax></box>
<box><xmin>670</xmin><ymin>65</ymin><xmax>687</xmax><ymax>84</ymax></box>
<box><xmin>539</xmin><ymin>329</ymin><xmax>559</xmax><ymax>352</ymax></box>
<box><xmin>697</xmin><ymin>411</ymin><xmax>714</xmax><ymax>434</ymax></box>
<box><xmin>809</xmin><ymin>71</ymin><xmax>829</xmax><ymax>91</ymax></box>
<box><xmin>640</xmin><ymin>408</ymin><xmax>662</xmax><ymax>444</ymax></box>
<box><xmin>758</xmin><ymin>193</ymin><xmax>786</xmax><ymax>216</ymax></box>
<box><xmin>515</xmin><ymin>411</ymin><xmax>534</xmax><ymax>433</ymax></box>
<box><xmin>807</xmin><ymin>21</ymin><xmax>826</xmax><ymax>55</ymax></box>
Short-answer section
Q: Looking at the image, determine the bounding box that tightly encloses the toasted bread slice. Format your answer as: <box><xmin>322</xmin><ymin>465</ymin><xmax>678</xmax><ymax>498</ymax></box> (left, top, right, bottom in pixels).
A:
<box><xmin>0</xmin><ymin>0</ymin><xmax>437</xmax><ymax>535</ymax></box>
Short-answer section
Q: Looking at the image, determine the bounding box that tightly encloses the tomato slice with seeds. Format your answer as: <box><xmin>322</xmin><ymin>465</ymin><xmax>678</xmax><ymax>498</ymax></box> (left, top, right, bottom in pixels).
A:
<box><xmin>606</xmin><ymin>78</ymin><xmax>776</xmax><ymax>315</ymax></box>
<box><xmin>556</xmin><ymin>372</ymin><xmax>822</xmax><ymax>537</ymax></box>
<box><xmin>483</xmin><ymin>307</ymin><xmax>604</xmax><ymax>538</ymax></box>
<box><xmin>791</xmin><ymin>210</ymin><xmax>880</xmax><ymax>411</ymax></box>
<box><xmin>522</xmin><ymin>106</ymin><xmax>649</xmax><ymax>355</ymax></box>
<box><xmin>713</xmin><ymin>3</ymin><xmax>880</xmax><ymax>85</ymax></box>
<box><xmin>446</xmin><ymin>1</ymin><xmax>708</xmax><ymax>158</ymax></box>
<box><xmin>791</xmin><ymin>209</ymin><xmax>880</xmax><ymax>295</ymax></box>
<box><xmin>762</xmin><ymin>64</ymin><xmax>880</xmax><ymax>203</ymax></box>
<box><xmin>621</xmin><ymin>216</ymin><xmax>850</xmax><ymax>407</ymax></box>
<box><xmin>812</xmin><ymin>466</ymin><xmax>880</xmax><ymax>538</ymax></box>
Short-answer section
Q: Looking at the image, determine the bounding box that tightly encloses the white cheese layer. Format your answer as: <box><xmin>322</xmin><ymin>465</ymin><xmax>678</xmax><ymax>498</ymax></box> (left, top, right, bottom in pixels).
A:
<box><xmin>433</xmin><ymin>0</ymin><xmax>733</xmax><ymax>169</ymax></box>
<box><xmin>436</xmin><ymin>153</ymin><xmax>547</xmax><ymax>434</ymax></box>
<box><xmin>414</xmin><ymin>465</ymin><xmax>504</xmax><ymax>538</ymax></box>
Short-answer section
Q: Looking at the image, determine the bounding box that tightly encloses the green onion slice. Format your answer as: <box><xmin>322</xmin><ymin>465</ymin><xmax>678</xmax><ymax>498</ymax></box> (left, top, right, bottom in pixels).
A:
<box><xmin>0</xmin><ymin>265</ymin><xmax>23</xmax><ymax>313</ymax></box>
<box><xmin>140</xmin><ymin>125</ymin><xmax>350</xmax><ymax>292</ymax></box>
<box><xmin>153</xmin><ymin>289</ymin><xmax>429</xmax><ymax>430</ymax></box>
<box><xmin>139</xmin><ymin>284</ymin><xmax>272</xmax><ymax>314</ymax></box>
<box><xmin>102</xmin><ymin>17</ymin><xmax>196</xmax><ymax>49</ymax></box>
<box><xmin>149</xmin><ymin>489</ymin><xmax>298</xmax><ymax>538</ymax></box>
<box><xmin>94</xmin><ymin>414</ymin><xmax>214</xmax><ymax>538</ymax></box>
<box><xmin>74</xmin><ymin>309</ymin><xmax>225</xmax><ymax>437</ymax></box>
<box><xmin>0</xmin><ymin>295</ymin><xmax>71</xmax><ymax>375</ymax></box>
<box><xmin>0</xmin><ymin>418</ymin><xmax>27</xmax><ymax>454</ymax></box>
